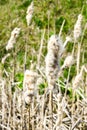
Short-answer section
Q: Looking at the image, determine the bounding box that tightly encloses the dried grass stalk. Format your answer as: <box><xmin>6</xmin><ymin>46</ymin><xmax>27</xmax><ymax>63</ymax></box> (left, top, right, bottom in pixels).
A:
<box><xmin>1</xmin><ymin>80</ymin><xmax>8</xmax><ymax>130</ymax></box>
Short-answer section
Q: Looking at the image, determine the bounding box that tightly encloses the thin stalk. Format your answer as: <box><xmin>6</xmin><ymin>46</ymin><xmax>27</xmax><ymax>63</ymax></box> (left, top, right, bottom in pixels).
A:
<box><xmin>22</xmin><ymin>96</ymin><xmax>25</xmax><ymax>130</ymax></box>
<box><xmin>37</xmin><ymin>29</ymin><xmax>45</xmax><ymax>69</ymax></box>
<box><xmin>71</xmin><ymin>90</ymin><xmax>76</xmax><ymax>129</ymax></box>
<box><xmin>13</xmin><ymin>90</ymin><xmax>16</xmax><ymax>130</ymax></box>
<box><xmin>24</xmin><ymin>26</ymin><xmax>30</xmax><ymax>71</ymax></box>
<box><xmin>31</xmin><ymin>98</ymin><xmax>35</xmax><ymax>130</ymax></box>
<box><xmin>8</xmin><ymin>80</ymin><xmax>13</xmax><ymax>129</ymax></box>
<box><xmin>72</xmin><ymin>41</ymin><xmax>76</xmax><ymax>56</ymax></box>
<box><xmin>64</xmin><ymin>66</ymin><xmax>71</xmax><ymax>98</ymax></box>
<box><xmin>24</xmin><ymin>39</ymin><xmax>27</xmax><ymax>71</ymax></box>
<box><xmin>54</xmin><ymin>17</ymin><xmax>56</xmax><ymax>34</ymax></box>
<box><xmin>12</xmin><ymin>46</ymin><xmax>17</xmax><ymax>83</ymax></box>
<box><xmin>77</xmin><ymin>42</ymin><xmax>80</xmax><ymax>75</ymax></box>
<box><xmin>85</xmin><ymin>75</ymin><xmax>87</xmax><ymax>98</ymax></box>
<box><xmin>28</xmin><ymin>107</ymin><xmax>30</xmax><ymax>130</ymax></box>
<box><xmin>59</xmin><ymin>19</ymin><xmax>65</xmax><ymax>38</ymax></box>
<box><xmin>2</xmin><ymin>80</ymin><xmax>7</xmax><ymax>130</ymax></box>
<box><xmin>48</xmin><ymin>11</ymin><xmax>50</xmax><ymax>41</ymax></box>
<box><xmin>19</xmin><ymin>91</ymin><xmax>23</xmax><ymax>130</ymax></box>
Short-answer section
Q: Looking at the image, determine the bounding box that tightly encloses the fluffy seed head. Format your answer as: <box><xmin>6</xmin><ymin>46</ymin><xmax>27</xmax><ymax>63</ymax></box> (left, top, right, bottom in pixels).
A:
<box><xmin>24</xmin><ymin>70</ymin><xmax>37</xmax><ymax>84</ymax></box>
<box><xmin>46</xmin><ymin>35</ymin><xmax>63</xmax><ymax>89</ymax></box>
<box><xmin>73</xmin><ymin>65</ymin><xmax>85</xmax><ymax>89</ymax></box>
<box><xmin>73</xmin><ymin>73</ymin><xmax>82</xmax><ymax>89</ymax></box>
<box><xmin>26</xmin><ymin>15</ymin><xmax>33</xmax><ymax>26</ymax></box>
<box><xmin>36</xmin><ymin>77</ymin><xmax>43</xmax><ymax>86</ymax></box>
<box><xmin>6</xmin><ymin>27</ymin><xmax>20</xmax><ymax>50</ymax></box>
<box><xmin>11</xmin><ymin>27</ymin><xmax>21</xmax><ymax>38</ymax></box>
<box><xmin>23</xmin><ymin>70</ymin><xmax>38</xmax><ymax>105</ymax></box>
<box><xmin>61</xmin><ymin>55</ymin><xmax>74</xmax><ymax>69</ymax></box>
<box><xmin>74</xmin><ymin>14</ymin><xmax>83</xmax><ymax>42</ymax></box>
<box><xmin>48</xmin><ymin>35</ymin><xmax>64</xmax><ymax>56</ymax></box>
<box><xmin>78</xmin><ymin>14</ymin><xmax>83</xmax><ymax>21</ymax></box>
<box><xmin>24</xmin><ymin>95</ymin><xmax>32</xmax><ymax>104</ymax></box>
<box><xmin>26</xmin><ymin>2</ymin><xmax>34</xmax><ymax>26</ymax></box>
<box><xmin>26</xmin><ymin>2</ymin><xmax>34</xmax><ymax>14</ymax></box>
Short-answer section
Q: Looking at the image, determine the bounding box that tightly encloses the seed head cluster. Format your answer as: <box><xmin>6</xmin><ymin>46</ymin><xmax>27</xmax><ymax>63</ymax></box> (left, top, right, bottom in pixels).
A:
<box><xmin>26</xmin><ymin>2</ymin><xmax>34</xmax><ymax>26</ymax></box>
<box><xmin>74</xmin><ymin>14</ymin><xmax>83</xmax><ymax>42</ymax></box>
<box><xmin>23</xmin><ymin>70</ymin><xmax>38</xmax><ymax>105</ymax></box>
<box><xmin>6</xmin><ymin>28</ymin><xmax>20</xmax><ymax>50</ymax></box>
<box><xmin>45</xmin><ymin>35</ymin><xmax>63</xmax><ymax>90</ymax></box>
<box><xmin>73</xmin><ymin>66</ymin><xmax>87</xmax><ymax>89</ymax></box>
<box><xmin>61</xmin><ymin>55</ymin><xmax>74</xmax><ymax>69</ymax></box>
<box><xmin>73</xmin><ymin>72</ymin><xmax>82</xmax><ymax>90</ymax></box>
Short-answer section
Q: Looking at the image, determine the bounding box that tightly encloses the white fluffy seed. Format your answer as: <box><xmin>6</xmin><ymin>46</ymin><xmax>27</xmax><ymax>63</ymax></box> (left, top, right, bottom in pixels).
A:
<box><xmin>74</xmin><ymin>14</ymin><xmax>83</xmax><ymax>42</ymax></box>
<box><xmin>61</xmin><ymin>55</ymin><xmax>74</xmax><ymax>69</ymax></box>
<box><xmin>23</xmin><ymin>70</ymin><xmax>38</xmax><ymax>104</ymax></box>
<box><xmin>45</xmin><ymin>35</ymin><xmax>63</xmax><ymax>89</ymax></box>
<box><xmin>26</xmin><ymin>2</ymin><xmax>34</xmax><ymax>26</ymax></box>
<box><xmin>6</xmin><ymin>28</ymin><xmax>20</xmax><ymax>50</ymax></box>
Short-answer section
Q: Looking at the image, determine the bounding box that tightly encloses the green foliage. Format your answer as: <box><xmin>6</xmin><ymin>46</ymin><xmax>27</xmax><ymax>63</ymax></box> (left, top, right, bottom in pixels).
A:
<box><xmin>83</xmin><ymin>4</ymin><xmax>87</xmax><ymax>20</ymax></box>
<box><xmin>63</xmin><ymin>66</ymin><xmax>76</xmax><ymax>81</ymax></box>
<box><xmin>55</xmin><ymin>16</ymin><xmax>69</xmax><ymax>34</ymax></box>
<box><xmin>63</xmin><ymin>68</ymin><xmax>69</xmax><ymax>79</ymax></box>
<box><xmin>17</xmin><ymin>51</ymin><xmax>25</xmax><ymax>65</ymax></box>
<box><xmin>0</xmin><ymin>0</ymin><xmax>8</xmax><ymax>5</ymax></box>
<box><xmin>58</xmin><ymin>77</ymin><xmax>73</xmax><ymax>98</ymax></box>
<box><xmin>60</xmin><ymin>58</ymin><xmax>64</xmax><ymax>66</ymax></box>
<box><xmin>39</xmin><ymin>82</ymin><xmax>47</xmax><ymax>95</ymax></box>
<box><xmin>70</xmin><ymin>66</ymin><xmax>76</xmax><ymax>79</ymax></box>
<box><xmin>0</xmin><ymin>46</ymin><xmax>7</xmax><ymax>60</ymax></box>
<box><xmin>18</xmin><ymin>0</ymin><xmax>32</xmax><ymax>9</ymax></box>
<box><xmin>67</xmin><ymin>87</ymin><xmax>73</xmax><ymax>99</ymax></box>
<box><xmin>66</xmin><ymin>42</ymin><xmax>73</xmax><ymax>52</ymax></box>
<box><xmin>34</xmin><ymin>17</ymin><xmax>43</xmax><ymax>28</ymax></box>
<box><xmin>15</xmin><ymin>73</ymin><xmax>24</xmax><ymax>89</ymax></box>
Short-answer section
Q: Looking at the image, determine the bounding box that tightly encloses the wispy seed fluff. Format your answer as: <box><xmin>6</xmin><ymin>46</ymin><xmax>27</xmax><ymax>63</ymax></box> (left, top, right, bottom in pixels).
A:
<box><xmin>23</xmin><ymin>70</ymin><xmax>38</xmax><ymax>105</ymax></box>
<box><xmin>6</xmin><ymin>28</ymin><xmax>20</xmax><ymax>51</ymax></box>
<box><xmin>61</xmin><ymin>55</ymin><xmax>74</xmax><ymax>69</ymax></box>
<box><xmin>26</xmin><ymin>2</ymin><xmax>34</xmax><ymax>26</ymax></box>
<box><xmin>45</xmin><ymin>35</ymin><xmax>64</xmax><ymax>90</ymax></box>
<box><xmin>74</xmin><ymin>14</ymin><xmax>83</xmax><ymax>42</ymax></box>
